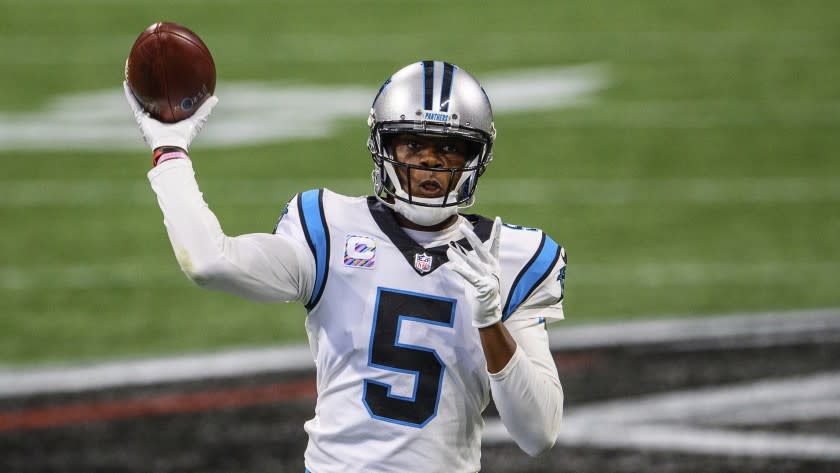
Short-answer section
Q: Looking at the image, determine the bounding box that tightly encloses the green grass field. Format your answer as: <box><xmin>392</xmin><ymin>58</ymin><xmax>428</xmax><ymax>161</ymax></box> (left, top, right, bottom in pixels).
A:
<box><xmin>1</xmin><ymin>0</ymin><xmax>839</xmax><ymax>365</ymax></box>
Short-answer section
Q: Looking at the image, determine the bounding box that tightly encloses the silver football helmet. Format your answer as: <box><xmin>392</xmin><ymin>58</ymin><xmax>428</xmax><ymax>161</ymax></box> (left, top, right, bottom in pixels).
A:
<box><xmin>368</xmin><ymin>61</ymin><xmax>496</xmax><ymax>226</ymax></box>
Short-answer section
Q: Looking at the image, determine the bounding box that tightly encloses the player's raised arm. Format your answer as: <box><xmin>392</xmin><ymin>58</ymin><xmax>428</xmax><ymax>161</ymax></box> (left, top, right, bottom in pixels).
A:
<box><xmin>124</xmin><ymin>82</ymin><xmax>314</xmax><ymax>303</ymax></box>
<box><xmin>448</xmin><ymin>220</ymin><xmax>564</xmax><ymax>456</ymax></box>
<box><xmin>489</xmin><ymin>316</ymin><xmax>564</xmax><ymax>456</ymax></box>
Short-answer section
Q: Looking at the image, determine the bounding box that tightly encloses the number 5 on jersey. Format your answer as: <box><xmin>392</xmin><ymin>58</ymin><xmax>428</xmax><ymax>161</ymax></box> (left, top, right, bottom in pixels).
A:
<box><xmin>363</xmin><ymin>288</ymin><xmax>456</xmax><ymax>427</ymax></box>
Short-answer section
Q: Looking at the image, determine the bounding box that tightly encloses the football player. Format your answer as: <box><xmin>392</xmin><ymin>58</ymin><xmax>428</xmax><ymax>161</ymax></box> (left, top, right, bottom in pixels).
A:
<box><xmin>125</xmin><ymin>61</ymin><xmax>566</xmax><ymax>472</ymax></box>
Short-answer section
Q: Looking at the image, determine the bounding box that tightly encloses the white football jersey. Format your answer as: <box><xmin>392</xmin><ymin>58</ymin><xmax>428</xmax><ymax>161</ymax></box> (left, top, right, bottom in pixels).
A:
<box><xmin>273</xmin><ymin>189</ymin><xmax>566</xmax><ymax>473</ymax></box>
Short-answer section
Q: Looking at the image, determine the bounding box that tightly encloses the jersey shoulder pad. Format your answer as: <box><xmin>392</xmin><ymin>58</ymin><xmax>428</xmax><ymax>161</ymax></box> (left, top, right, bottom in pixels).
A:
<box><xmin>498</xmin><ymin>223</ymin><xmax>566</xmax><ymax>323</ymax></box>
<box><xmin>273</xmin><ymin>189</ymin><xmax>331</xmax><ymax>310</ymax></box>
<box><xmin>321</xmin><ymin>188</ymin><xmax>367</xmax><ymax>205</ymax></box>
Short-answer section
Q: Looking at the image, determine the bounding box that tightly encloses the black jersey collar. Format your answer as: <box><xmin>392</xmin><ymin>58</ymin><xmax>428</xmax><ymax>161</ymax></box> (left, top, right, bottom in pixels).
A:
<box><xmin>366</xmin><ymin>197</ymin><xmax>493</xmax><ymax>276</ymax></box>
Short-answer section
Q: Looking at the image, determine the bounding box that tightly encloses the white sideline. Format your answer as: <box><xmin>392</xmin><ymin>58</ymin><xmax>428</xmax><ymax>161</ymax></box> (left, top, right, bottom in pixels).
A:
<box><xmin>0</xmin><ymin>308</ymin><xmax>838</xmax><ymax>398</ymax></box>
<box><xmin>0</xmin><ymin>345</ymin><xmax>315</xmax><ymax>398</ymax></box>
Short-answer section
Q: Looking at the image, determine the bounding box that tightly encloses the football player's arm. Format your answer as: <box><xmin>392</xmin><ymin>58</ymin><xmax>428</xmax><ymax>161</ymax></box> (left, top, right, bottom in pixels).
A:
<box><xmin>149</xmin><ymin>159</ymin><xmax>314</xmax><ymax>302</ymax></box>
<box><xmin>447</xmin><ymin>219</ymin><xmax>564</xmax><ymax>455</ymax></box>
<box><xmin>486</xmin><ymin>318</ymin><xmax>563</xmax><ymax>457</ymax></box>
<box><xmin>125</xmin><ymin>81</ymin><xmax>314</xmax><ymax>303</ymax></box>
<box><xmin>488</xmin><ymin>240</ymin><xmax>566</xmax><ymax>456</ymax></box>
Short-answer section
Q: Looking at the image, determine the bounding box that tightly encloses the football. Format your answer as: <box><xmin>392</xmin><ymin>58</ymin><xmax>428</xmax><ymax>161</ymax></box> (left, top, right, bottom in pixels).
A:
<box><xmin>125</xmin><ymin>22</ymin><xmax>216</xmax><ymax>123</ymax></box>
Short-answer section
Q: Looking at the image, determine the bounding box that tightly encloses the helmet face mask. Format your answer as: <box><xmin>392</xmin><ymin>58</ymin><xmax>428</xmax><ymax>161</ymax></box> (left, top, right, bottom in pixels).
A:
<box><xmin>368</xmin><ymin>61</ymin><xmax>496</xmax><ymax>225</ymax></box>
<box><xmin>372</xmin><ymin>126</ymin><xmax>487</xmax><ymax>207</ymax></box>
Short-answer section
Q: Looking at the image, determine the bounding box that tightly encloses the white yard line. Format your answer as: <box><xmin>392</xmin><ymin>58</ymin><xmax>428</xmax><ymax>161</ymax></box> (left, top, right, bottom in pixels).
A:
<box><xmin>484</xmin><ymin>371</ymin><xmax>840</xmax><ymax>460</ymax></box>
<box><xmin>2</xmin><ymin>307</ymin><xmax>839</xmax><ymax>460</ymax></box>
<box><xmin>706</xmin><ymin>399</ymin><xmax>840</xmax><ymax>426</ymax></box>
<box><xmin>0</xmin><ymin>65</ymin><xmax>607</xmax><ymax>151</ymax></box>
<box><xmin>0</xmin><ymin>308</ymin><xmax>837</xmax><ymax>398</ymax></box>
<box><xmin>553</xmin><ymin>423</ymin><xmax>840</xmax><ymax>460</ymax></box>
<box><xmin>0</xmin><ymin>346</ymin><xmax>315</xmax><ymax>398</ymax></box>
<box><xmin>557</xmin><ymin>371</ymin><xmax>840</xmax><ymax>425</ymax></box>
<box><xmin>548</xmin><ymin>307</ymin><xmax>840</xmax><ymax>350</ymax></box>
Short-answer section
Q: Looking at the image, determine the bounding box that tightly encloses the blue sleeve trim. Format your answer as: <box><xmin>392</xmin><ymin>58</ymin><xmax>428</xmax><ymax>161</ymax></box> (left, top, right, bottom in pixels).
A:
<box><xmin>298</xmin><ymin>189</ymin><xmax>330</xmax><ymax>310</ymax></box>
<box><xmin>502</xmin><ymin>233</ymin><xmax>561</xmax><ymax>320</ymax></box>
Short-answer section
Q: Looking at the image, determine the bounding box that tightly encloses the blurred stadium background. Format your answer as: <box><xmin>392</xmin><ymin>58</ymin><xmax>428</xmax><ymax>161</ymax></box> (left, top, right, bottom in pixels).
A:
<box><xmin>1</xmin><ymin>0</ymin><xmax>839</xmax><ymax>471</ymax></box>
<box><xmin>2</xmin><ymin>0</ymin><xmax>837</xmax><ymax>365</ymax></box>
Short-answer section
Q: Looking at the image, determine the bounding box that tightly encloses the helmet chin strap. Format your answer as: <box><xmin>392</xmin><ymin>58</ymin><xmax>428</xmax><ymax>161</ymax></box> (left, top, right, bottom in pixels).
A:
<box><xmin>373</xmin><ymin>158</ymin><xmax>478</xmax><ymax>227</ymax></box>
<box><xmin>393</xmin><ymin>198</ymin><xmax>459</xmax><ymax>226</ymax></box>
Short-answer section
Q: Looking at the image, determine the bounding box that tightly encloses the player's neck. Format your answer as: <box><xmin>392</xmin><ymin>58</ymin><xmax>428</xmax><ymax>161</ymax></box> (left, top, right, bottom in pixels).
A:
<box><xmin>395</xmin><ymin>212</ymin><xmax>459</xmax><ymax>232</ymax></box>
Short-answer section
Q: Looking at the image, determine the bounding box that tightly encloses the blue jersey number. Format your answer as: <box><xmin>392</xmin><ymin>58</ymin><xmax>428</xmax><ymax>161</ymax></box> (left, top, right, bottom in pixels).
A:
<box><xmin>363</xmin><ymin>288</ymin><xmax>456</xmax><ymax>428</ymax></box>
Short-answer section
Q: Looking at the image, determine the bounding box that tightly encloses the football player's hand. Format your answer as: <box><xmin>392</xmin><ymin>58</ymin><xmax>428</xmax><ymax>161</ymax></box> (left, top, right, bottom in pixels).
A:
<box><xmin>447</xmin><ymin>216</ymin><xmax>503</xmax><ymax>328</ymax></box>
<box><xmin>123</xmin><ymin>80</ymin><xmax>218</xmax><ymax>151</ymax></box>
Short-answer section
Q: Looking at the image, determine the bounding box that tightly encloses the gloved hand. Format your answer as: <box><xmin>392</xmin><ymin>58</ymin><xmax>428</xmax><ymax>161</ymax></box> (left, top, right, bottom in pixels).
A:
<box><xmin>447</xmin><ymin>216</ymin><xmax>503</xmax><ymax>328</ymax></box>
<box><xmin>123</xmin><ymin>81</ymin><xmax>218</xmax><ymax>151</ymax></box>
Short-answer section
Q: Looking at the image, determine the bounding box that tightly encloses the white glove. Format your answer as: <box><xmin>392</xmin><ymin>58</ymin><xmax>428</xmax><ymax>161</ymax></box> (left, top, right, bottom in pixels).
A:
<box><xmin>447</xmin><ymin>216</ymin><xmax>503</xmax><ymax>328</ymax></box>
<box><xmin>123</xmin><ymin>81</ymin><xmax>218</xmax><ymax>151</ymax></box>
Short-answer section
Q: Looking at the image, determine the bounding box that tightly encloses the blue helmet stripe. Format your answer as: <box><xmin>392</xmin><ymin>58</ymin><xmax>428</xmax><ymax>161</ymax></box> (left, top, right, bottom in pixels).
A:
<box><xmin>503</xmin><ymin>234</ymin><xmax>561</xmax><ymax>320</ymax></box>
<box><xmin>422</xmin><ymin>60</ymin><xmax>434</xmax><ymax>110</ymax></box>
<box><xmin>298</xmin><ymin>189</ymin><xmax>330</xmax><ymax>310</ymax></box>
<box><xmin>439</xmin><ymin>62</ymin><xmax>455</xmax><ymax>112</ymax></box>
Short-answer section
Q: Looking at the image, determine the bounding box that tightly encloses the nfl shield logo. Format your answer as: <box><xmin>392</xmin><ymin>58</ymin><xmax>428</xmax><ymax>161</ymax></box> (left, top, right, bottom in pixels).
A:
<box><xmin>414</xmin><ymin>253</ymin><xmax>433</xmax><ymax>273</ymax></box>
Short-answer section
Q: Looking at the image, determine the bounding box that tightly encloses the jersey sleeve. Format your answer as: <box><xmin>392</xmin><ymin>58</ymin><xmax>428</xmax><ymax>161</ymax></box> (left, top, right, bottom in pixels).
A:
<box><xmin>148</xmin><ymin>159</ymin><xmax>315</xmax><ymax>303</ymax></box>
<box><xmin>272</xmin><ymin>189</ymin><xmax>328</xmax><ymax>309</ymax></box>
<box><xmin>498</xmin><ymin>225</ymin><xmax>566</xmax><ymax>323</ymax></box>
<box><xmin>488</xmin><ymin>316</ymin><xmax>563</xmax><ymax>456</ymax></box>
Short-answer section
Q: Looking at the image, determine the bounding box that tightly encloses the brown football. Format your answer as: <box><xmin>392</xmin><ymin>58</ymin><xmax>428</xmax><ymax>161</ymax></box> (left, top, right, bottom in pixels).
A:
<box><xmin>125</xmin><ymin>22</ymin><xmax>216</xmax><ymax>123</ymax></box>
